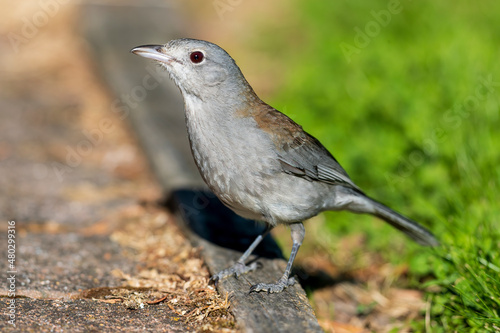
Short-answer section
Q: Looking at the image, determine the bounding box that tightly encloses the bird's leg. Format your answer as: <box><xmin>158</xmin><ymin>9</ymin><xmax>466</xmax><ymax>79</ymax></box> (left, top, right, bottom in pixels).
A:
<box><xmin>249</xmin><ymin>222</ymin><xmax>304</xmax><ymax>294</ymax></box>
<box><xmin>209</xmin><ymin>226</ymin><xmax>273</xmax><ymax>285</ymax></box>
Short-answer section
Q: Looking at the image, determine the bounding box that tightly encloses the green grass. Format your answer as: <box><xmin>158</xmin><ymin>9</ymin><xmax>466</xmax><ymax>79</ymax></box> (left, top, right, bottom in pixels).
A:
<box><xmin>254</xmin><ymin>0</ymin><xmax>500</xmax><ymax>330</ymax></box>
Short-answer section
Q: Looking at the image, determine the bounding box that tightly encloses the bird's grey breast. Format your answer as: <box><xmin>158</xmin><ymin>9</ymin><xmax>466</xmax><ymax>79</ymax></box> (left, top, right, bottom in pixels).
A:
<box><xmin>183</xmin><ymin>99</ymin><xmax>278</xmax><ymax>219</ymax></box>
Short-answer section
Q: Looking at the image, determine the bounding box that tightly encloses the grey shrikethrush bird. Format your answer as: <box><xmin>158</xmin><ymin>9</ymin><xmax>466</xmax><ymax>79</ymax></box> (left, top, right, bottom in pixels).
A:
<box><xmin>131</xmin><ymin>38</ymin><xmax>439</xmax><ymax>294</ymax></box>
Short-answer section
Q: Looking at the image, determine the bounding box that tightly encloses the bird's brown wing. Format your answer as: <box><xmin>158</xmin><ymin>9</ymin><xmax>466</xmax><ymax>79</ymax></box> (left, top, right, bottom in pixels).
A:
<box><xmin>251</xmin><ymin>103</ymin><xmax>360</xmax><ymax>190</ymax></box>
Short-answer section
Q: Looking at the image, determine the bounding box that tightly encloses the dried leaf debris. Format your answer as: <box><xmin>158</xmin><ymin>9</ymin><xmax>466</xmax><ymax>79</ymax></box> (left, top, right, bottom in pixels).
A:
<box><xmin>80</xmin><ymin>202</ymin><xmax>237</xmax><ymax>332</ymax></box>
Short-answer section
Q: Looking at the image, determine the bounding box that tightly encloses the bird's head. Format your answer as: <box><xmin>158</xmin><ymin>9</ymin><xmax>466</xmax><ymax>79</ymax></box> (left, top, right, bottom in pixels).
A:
<box><xmin>131</xmin><ymin>38</ymin><xmax>256</xmax><ymax>103</ymax></box>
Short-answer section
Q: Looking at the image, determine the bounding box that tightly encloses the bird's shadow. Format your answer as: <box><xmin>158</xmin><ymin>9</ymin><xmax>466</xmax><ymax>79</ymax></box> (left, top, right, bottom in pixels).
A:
<box><xmin>292</xmin><ymin>266</ymin><xmax>355</xmax><ymax>294</ymax></box>
<box><xmin>163</xmin><ymin>188</ymin><xmax>343</xmax><ymax>292</ymax></box>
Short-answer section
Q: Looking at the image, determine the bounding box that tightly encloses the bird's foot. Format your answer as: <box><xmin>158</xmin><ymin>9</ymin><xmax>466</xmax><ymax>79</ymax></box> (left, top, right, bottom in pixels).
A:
<box><xmin>209</xmin><ymin>261</ymin><xmax>259</xmax><ymax>286</ymax></box>
<box><xmin>249</xmin><ymin>276</ymin><xmax>296</xmax><ymax>294</ymax></box>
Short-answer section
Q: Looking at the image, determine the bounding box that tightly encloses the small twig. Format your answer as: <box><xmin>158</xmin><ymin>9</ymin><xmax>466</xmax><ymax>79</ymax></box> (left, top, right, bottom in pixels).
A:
<box><xmin>167</xmin><ymin>303</ymin><xmax>184</xmax><ymax>316</ymax></box>
<box><xmin>147</xmin><ymin>294</ymin><xmax>169</xmax><ymax>304</ymax></box>
<box><xmin>98</xmin><ymin>299</ymin><xmax>123</xmax><ymax>304</ymax></box>
<box><xmin>425</xmin><ymin>294</ymin><xmax>432</xmax><ymax>333</ymax></box>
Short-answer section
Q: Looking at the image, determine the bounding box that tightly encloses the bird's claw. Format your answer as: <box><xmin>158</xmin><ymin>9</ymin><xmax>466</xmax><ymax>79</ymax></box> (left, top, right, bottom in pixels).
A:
<box><xmin>249</xmin><ymin>277</ymin><xmax>296</xmax><ymax>294</ymax></box>
<box><xmin>209</xmin><ymin>261</ymin><xmax>259</xmax><ymax>286</ymax></box>
<box><xmin>208</xmin><ymin>275</ymin><xmax>219</xmax><ymax>286</ymax></box>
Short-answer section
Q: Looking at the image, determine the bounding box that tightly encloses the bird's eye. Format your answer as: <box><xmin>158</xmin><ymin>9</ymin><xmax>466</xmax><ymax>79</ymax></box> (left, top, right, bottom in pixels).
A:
<box><xmin>190</xmin><ymin>51</ymin><xmax>204</xmax><ymax>63</ymax></box>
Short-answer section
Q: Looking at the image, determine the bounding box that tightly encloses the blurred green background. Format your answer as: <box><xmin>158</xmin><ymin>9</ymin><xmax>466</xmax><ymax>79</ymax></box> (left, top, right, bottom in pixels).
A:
<box><xmin>244</xmin><ymin>0</ymin><xmax>499</xmax><ymax>331</ymax></box>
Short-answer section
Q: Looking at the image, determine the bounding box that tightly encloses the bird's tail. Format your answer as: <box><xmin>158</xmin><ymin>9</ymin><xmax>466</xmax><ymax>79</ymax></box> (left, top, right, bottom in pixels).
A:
<box><xmin>335</xmin><ymin>186</ymin><xmax>439</xmax><ymax>246</ymax></box>
<box><xmin>365</xmin><ymin>196</ymin><xmax>439</xmax><ymax>247</ymax></box>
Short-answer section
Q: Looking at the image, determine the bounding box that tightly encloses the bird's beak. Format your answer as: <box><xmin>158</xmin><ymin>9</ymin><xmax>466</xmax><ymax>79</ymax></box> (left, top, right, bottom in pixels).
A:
<box><xmin>130</xmin><ymin>45</ymin><xmax>174</xmax><ymax>64</ymax></box>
